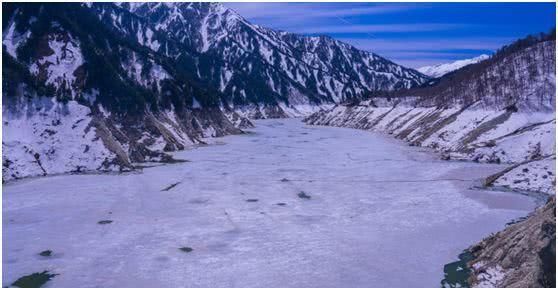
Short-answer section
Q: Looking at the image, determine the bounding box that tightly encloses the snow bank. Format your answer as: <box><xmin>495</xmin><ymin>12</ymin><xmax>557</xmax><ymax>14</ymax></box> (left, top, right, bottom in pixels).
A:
<box><xmin>305</xmin><ymin>103</ymin><xmax>556</xmax><ymax>194</ymax></box>
<box><xmin>2</xmin><ymin>99</ymin><xmax>117</xmax><ymax>181</ymax></box>
<box><xmin>2</xmin><ymin>99</ymin><xmax>244</xmax><ymax>181</ymax></box>
<box><xmin>489</xmin><ymin>157</ymin><xmax>556</xmax><ymax>195</ymax></box>
<box><xmin>230</xmin><ymin>103</ymin><xmax>333</xmax><ymax>120</ymax></box>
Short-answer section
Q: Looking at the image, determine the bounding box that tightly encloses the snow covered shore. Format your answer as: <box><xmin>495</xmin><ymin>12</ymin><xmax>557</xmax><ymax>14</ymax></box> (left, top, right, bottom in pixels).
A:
<box><xmin>2</xmin><ymin>119</ymin><xmax>536</xmax><ymax>288</ymax></box>
<box><xmin>305</xmin><ymin>103</ymin><xmax>556</xmax><ymax>195</ymax></box>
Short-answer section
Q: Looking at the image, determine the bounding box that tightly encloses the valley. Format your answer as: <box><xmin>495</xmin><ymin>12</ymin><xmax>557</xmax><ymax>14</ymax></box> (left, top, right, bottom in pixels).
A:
<box><xmin>2</xmin><ymin>119</ymin><xmax>537</xmax><ymax>288</ymax></box>
<box><xmin>2</xmin><ymin>2</ymin><xmax>555</xmax><ymax>287</ymax></box>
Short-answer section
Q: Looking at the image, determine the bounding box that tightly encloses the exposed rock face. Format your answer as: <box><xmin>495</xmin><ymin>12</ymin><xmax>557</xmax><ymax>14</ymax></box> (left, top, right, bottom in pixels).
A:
<box><xmin>468</xmin><ymin>197</ymin><xmax>555</xmax><ymax>288</ymax></box>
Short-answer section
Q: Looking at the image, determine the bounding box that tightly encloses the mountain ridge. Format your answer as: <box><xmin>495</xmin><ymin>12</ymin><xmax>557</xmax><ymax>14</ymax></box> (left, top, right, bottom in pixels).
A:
<box><xmin>117</xmin><ymin>2</ymin><xmax>429</xmax><ymax>106</ymax></box>
<box><xmin>418</xmin><ymin>54</ymin><xmax>490</xmax><ymax>78</ymax></box>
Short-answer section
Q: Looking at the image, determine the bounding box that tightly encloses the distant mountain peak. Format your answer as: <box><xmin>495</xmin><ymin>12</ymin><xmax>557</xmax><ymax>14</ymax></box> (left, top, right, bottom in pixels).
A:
<box><xmin>417</xmin><ymin>54</ymin><xmax>490</xmax><ymax>78</ymax></box>
<box><xmin>117</xmin><ymin>2</ymin><xmax>428</xmax><ymax>104</ymax></box>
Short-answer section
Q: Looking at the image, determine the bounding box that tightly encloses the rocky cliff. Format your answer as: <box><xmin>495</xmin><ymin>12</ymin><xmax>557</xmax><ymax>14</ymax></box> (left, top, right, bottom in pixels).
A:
<box><xmin>468</xmin><ymin>197</ymin><xmax>555</xmax><ymax>288</ymax></box>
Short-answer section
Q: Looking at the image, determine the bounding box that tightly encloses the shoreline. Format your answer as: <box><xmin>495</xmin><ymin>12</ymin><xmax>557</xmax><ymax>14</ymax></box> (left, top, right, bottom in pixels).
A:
<box><xmin>4</xmin><ymin>119</ymin><xmax>548</xmax><ymax>286</ymax></box>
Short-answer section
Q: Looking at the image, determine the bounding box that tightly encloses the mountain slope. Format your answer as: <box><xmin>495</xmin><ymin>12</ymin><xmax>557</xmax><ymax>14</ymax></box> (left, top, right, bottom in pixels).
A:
<box><xmin>418</xmin><ymin>54</ymin><xmax>489</xmax><ymax>78</ymax></box>
<box><xmin>306</xmin><ymin>31</ymin><xmax>556</xmax><ymax>194</ymax></box>
<box><xmin>118</xmin><ymin>2</ymin><xmax>429</xmax><ymax>107</ymax></box>
<box><xmin>2</xmin><ymin>3</ymin><xmax>247</xmax><ymax>181</ymax></box>
<box><xmin>2</xmin><ymin>2</ymin><xmax>433</xmax><ymax>180</ymax></box>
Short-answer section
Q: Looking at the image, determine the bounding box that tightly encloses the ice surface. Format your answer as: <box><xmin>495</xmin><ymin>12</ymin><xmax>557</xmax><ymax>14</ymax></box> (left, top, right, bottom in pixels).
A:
<box><xmin>3</xmin><ymin>119</ymin><xmax>536</xmax><ymax>288</ymax></box>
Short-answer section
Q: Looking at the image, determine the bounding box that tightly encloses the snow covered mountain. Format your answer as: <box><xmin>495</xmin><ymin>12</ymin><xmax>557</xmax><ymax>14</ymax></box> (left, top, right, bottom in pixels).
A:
<box><xmin>2</xmin><ymin>3</ymin><xmax>244</xmax><ymax>181</ymax></box>
<box><xmin>306</xmin><ymin>31</ymin><xmax>556</xmax><ymax>194</ymax></box>
<box><xmin>418</xmin><ymin>54</ymin><xmax>489</xmax><ymax>78</ymax></box>
<box><xmin>117</xmin><ymin>2</ymin><xmax>429</xmax><ymax>107</ymax></box>
<box><xmin>2</xmin><ymin>2</ymin><xmax>428</xmax><ymax>180</ymax></box>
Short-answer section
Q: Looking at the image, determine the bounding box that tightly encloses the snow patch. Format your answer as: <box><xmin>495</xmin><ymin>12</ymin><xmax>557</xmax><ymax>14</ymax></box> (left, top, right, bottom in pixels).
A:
<box><xmin>418</xmin><ymin>54</ymin><xmax>489</xmax><ymax>78</ymax></box>
<box><xmin>3</xmin><ymin>100</ymin><xmax>116</xmax><ymax>181</ymax></box>
<box><xmin>28</xmin><ymin>32</ymin><xmax>84</xmax><ymax>98</ymax></box>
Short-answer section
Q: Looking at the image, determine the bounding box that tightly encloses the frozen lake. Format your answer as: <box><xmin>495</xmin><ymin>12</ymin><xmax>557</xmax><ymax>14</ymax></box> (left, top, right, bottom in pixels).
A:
<box><xmin>3</xmin><ymin>119</ymin><xmax>537</xmax><ymax>287</ymax></box>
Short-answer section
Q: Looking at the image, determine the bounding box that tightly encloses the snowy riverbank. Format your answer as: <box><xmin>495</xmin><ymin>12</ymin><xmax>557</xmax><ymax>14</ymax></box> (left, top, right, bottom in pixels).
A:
<box><xmin>3</xmin><ymin>119</ymin><xmax>537</xmax><ymax>287</ymax></box>
<box><xmin>305</xmin><ymin>104</ymin><xmax>556</xmax><ymax>195</ymax></box>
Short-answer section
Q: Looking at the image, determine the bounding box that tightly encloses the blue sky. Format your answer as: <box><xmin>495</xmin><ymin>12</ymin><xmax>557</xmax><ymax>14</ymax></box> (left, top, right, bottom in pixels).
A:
<box><xmin>225</xmin><ymin>2</ymin><xmax>556</xmax><ymax>68</ymax></box>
